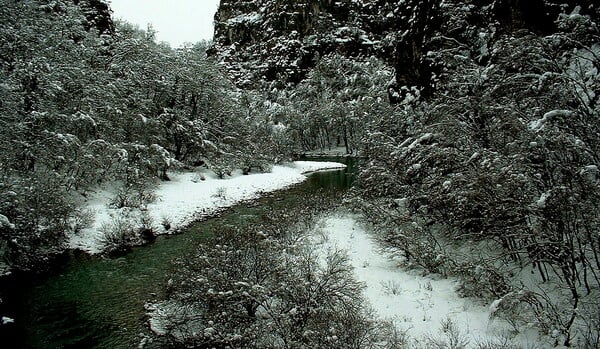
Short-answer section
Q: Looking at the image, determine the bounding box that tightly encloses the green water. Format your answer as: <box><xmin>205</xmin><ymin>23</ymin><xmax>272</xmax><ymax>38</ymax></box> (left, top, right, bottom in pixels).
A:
<box><xmin>0</xmin><ymin>158</ymin><xmax>355</xmax><ymax>349</ymax></box>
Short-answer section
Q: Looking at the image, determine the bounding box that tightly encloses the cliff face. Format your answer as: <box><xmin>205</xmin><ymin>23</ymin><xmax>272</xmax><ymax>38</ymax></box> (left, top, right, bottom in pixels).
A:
<box><xmin>74</xmin><ymin>0</ymin><xmax>115</xmax><ymax>35</ymax></box>
<box><xmin>210</xmin><ymin>0</ymin><xmax>597</xmax><ymax>97</ymax></box>
<box><xmin>210</xmin><ymin>0</ymin><xmax>430</xmax><ymax>90</ymax></box>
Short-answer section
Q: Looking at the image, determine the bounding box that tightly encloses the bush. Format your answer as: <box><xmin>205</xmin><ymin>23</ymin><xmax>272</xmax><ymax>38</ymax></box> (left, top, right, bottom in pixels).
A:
<box><xmin>110</xmin><ymin>184</ymin><xmax>157</xmax><ymax>209</ymax></box>
<box><xmin>99</xmin><ymin>213</ymin><xmax>138</xmax><ymax>254</ymax></box>
<box><xmin>0</xmin><ymin>173</ymin><xmax>73</xmax><ymax>270</ymax></box>
<box><xmin>148</xmin><ymin>192</ymin><xmax>393</xmax><ymax>348</ymax></box>
<box><xmin>68</xmin><ymin>208</ymin><xmax>95</xmax><ymax>235</ymax></box>
<box><xmin>211</xmin><ymin>186</ymin><xmax>227</xmax><ymax>201</ymax></box>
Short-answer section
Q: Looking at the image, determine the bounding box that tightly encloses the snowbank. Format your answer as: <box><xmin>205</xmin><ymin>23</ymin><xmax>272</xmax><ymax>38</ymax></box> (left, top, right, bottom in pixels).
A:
<box><xmin>69</xmin><ymin>161</ymin><xmax>346</xmax><ymax>254</ymax></box>
<box><xmin>293</xmin><ymin>160</ymin><xmax>346</xmax><ymax>173</ymax></box>
<box><xmin>313</xmin><ymin>214</ymin><xmax>545</xmax><ymax>347</ymax></box>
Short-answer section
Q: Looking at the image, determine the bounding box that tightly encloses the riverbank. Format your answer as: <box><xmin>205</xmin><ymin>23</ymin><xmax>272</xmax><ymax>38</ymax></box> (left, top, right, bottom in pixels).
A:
<box><xmin>0</xmin><ymin>161</ymin><xmax>353</xmax><ymax>349</ymax></box>
<box><xmin>313</xmin><ymin>213</ymin><xmax>549</xmax><ymax>348</ymax></box>
<box><xmin>69</xmin><ymin>161</ymin><xmax>346</xmax><ymax>254</ymax></box>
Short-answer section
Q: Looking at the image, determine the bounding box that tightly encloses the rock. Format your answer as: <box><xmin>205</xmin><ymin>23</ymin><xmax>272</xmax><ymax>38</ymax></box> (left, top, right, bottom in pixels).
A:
<box><xmin>210</xmin><ymin>0</ymin><xmax>597</xmax><ymax>99</ymax></box>
<box><xmin>139</xmin><ymin>228</ymin><xmax>156</xmax><ymax>242</ymax></box>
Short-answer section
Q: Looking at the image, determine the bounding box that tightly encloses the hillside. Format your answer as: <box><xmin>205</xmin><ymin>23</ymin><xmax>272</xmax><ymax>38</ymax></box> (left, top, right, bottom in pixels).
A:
<box><xmin>210</xmin><ymin>0</ymin><xmax>598</xmax><ymax>99</ymax></box>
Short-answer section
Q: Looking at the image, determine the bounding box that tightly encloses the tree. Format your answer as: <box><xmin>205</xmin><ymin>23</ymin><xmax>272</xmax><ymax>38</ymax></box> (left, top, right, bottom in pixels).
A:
<box><xmin>149</xmin><ymin>195</ymin><xmax>393</xmax><ymax>348</ymax></box>
<box><xmin>352</xmin><ymin>2</ymin><xmax>599</xmax><ymax>345</ymax></box>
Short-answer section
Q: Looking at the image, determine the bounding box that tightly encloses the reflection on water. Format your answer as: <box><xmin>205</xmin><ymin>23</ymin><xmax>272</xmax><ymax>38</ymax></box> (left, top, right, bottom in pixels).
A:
<box><xmin>0</xmin><ymin>158</ymin><xmax>356</xmax><ymax>349</ymax></box>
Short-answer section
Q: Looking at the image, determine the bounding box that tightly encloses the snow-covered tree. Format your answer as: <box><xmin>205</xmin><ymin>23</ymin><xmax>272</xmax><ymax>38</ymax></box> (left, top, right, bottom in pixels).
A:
<box><xmin>352</xmin><ymin>2</ymin><xmax>599</xmax><ymax>345</ymax></box>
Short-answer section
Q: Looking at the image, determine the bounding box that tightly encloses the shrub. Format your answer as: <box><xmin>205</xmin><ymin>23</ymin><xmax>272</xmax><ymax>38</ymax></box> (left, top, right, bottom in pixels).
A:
<box><xmin>110</xmin><ymin>184</ymin><xmax>156</xmax><ymax>209</ymax></box>
<box><xmin>0</xmin><ymin>173</ymin><xmax>73</xmax><ymax>270</ymax></box>
<box><xmin>99</xmin><ymin>213</ymin><xmax>137</xmax><ymax>254</ymax></box>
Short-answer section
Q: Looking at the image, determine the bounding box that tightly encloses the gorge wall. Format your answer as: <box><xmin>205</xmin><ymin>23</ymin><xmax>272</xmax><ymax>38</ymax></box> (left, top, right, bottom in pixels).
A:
<box><xmin>209</xmin><ymin>0</ymin><xmax>598</xmax><ymax>100</ymax></box>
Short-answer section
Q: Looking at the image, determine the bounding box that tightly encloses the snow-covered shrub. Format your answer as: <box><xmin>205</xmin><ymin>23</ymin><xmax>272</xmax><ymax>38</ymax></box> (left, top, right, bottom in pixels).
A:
<box><xmin>424</xmin><ymin>317</ymin><xmax>471</xmax><ymax>349</ymax></box>
<box><xmin>0</xmin><ymin>173</ymin><xmax>73</xmax><ymax>270</ymax></box>
<box><xmin>136</xmin><ymin>210</ymin><xmax>156</xmax><ymax>242</ymax></box>
<box><xmin>160</xmin><ymin>216</ymin><xmax>172</xmax><ymax>232</ymax></box>
<box><xmin>110</xmin><ymin>184</ymin><xmax>156</xmax><ymax>209</ymax></box>
<box><xmin>488</xmin><ymin>290</ymin><xmax>552</xmax><ymax>335</ymax></box>
<box><xmin>149</xmin><ymin>192</ymin><xmax>391</xmax><ymax>348</ymax></box>
<box><xmin>474</xmin><ymin>337</ymin><xmax>522</xmax><ymax>349</ymax></box>
<box><xmin>68</xmin><ymin>208</ymin><xmax>95</xmax><ymax>235</ymax></box>
<box><xmin>369</xmin><ymin>215</ymin><xmax>451</xmax><ymax>276</ymax></box>
<box><xmin>454</xmin><ymin>261</ymin><xmax>512</xmax><ymax>300</ymax></box>
<box><xmin>99</xmin><ymin>213</ymin><xmax>137</xmax><ymax>254</ymax></box>
<box><xmin>211</xmin><ymin>186</ymin><xmax>227</xmax><ymax>201</ymax></box>
<box><xmin>381</xmin><ymin>280</ymin><xmax>403</xmax><ymax>295</ymax></box>
<box><xmin>209</xmin><ymin>159</ymin><xmax>233</xmax><ymax>179</ymax></box>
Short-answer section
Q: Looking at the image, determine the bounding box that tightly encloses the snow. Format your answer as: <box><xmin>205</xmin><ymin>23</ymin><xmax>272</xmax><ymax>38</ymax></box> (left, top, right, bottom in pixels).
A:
<box><xmin>0</xmin><ymin>214</ymin><xmax>15</xmax><ymax>230</ymax></box>
<box><xmin>1</xmin><ymin>316</ymin><xmax>14</xmax><ymax>325</ymax></box>
<box><xmin>529</xmin><ymin>110</ymin><xmax>573</xmax><ymax>131</ymax></box>
<box><xmin>534</xmin><ymin>191</ymin><xmax>551</xmax><ymax>208</ymax></box>
<box><xmin>302</xmin><ymin>146</ymin><xmax>350</xmax><ymax>157</ymax></box>
<box><xmin>293</xmin><ymin>161</ymin><xmax>346</xmax><ymax>174</ymax></box>
<box><xmin>69</xmin><ymin>161</ymin><xmax>346</xmax><ymax>254</ymax></box>
<box><xmin>581</xmin><ymin>165</ymin><xmax>598</xmax><ymax>176</ymax></box>
<box><xmin>489</xmin><ymin>298</ymin><xmax>502</xmax><ymax>316</ymax></box>
<box><xmin>407</xmin><ymin>133</ymin><xmax>433</xmax><ymax>150</ymax></box>
<box><xmin>313</xmin><ymin>213</ymin><xmax>544</xmax><ymax>347</ymax></box>
<box><xmin>226</xmin><ymin>12</ymin><xmax>262</xmax><ymax>25</ymax></box>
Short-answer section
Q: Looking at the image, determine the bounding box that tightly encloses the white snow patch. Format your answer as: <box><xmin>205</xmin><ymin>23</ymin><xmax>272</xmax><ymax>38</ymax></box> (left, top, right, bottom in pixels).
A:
<box><xmin>302</xmin><ymin>147</ymin><xmax>350</xmax><ymax>157</ymax></box>
<box><xmin>0</xmin><ymin>214</ymin><xmax>15</xmax><ymax>230</ymax></box>
<box><xmin>529</xmin><ymin>110</ymin><xmax>572</xmax><ymax>131</ymax></box>
<box><xmin>69</xmin><ymin>161</ymin><xmax>345</xmax><ymax>254</ymax></box>
<box><xmin>226</xmin><ymin>12</ymin><xmax>262</xmax><ymax>25</ymax></box>
<box><xmin>489</xmin><ymin>298</ymin><xmax>502</xmax><ymax>316</ymax></box>
<box><xmin>581</xmin><ymin>165</ymin><xmax>598</xmax><ymax>174</ymax></box>
<box><xmin>535</xmin><ymin>191</ymin><xmax>551</xmax><ymax>208</ymax></box>
<box><xmin>293</xmin><ymin>161</ymin><xmax>346</xmax><ymax>174</ymax></box>
<box><xmin>1</xmin><ymin>316</ymin><xmax>14</xmax><ymax>325</ymax></box>
<box><xmin>313</xmin><ymin>214</ymin><xmax>536</xmax><ymax>345</ymax></box>
<box><xmin>407</xmin><ymin>133</ymin><xmax>433</xmax><ymax>151</ymax></box>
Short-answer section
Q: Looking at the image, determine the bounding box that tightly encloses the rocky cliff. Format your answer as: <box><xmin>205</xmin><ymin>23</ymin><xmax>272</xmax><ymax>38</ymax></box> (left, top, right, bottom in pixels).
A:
<box><xmin>210</xmin><ymin>0</ymin><xmax>598</xmax><ymax>99</ymax></box>
<box><xmin>74</xmin><ymin>0</ymin><xmax>114</xmax><ymax>34</ymax></box>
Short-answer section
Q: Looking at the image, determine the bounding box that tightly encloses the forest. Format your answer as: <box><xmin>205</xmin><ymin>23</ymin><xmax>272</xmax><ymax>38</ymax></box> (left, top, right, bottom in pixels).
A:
<box><xmin>0</xmin><ymin>0</ymin><xmax>599</xmax><ymax>348</ymax></box>
<box><xmin>0</xmin><ymin>0</ymin><xmax>299</xmax><ymax>270</ymax></box>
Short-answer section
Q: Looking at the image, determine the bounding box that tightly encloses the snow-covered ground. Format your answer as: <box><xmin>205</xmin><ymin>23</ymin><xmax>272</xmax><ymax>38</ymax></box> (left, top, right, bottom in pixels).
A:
<box><xmin>313</xmin><ymin>213</ymin><xmax>549</xmax><ymax>348</ymax></box>
<box><xmin>69</xmin><ymin>161</ymin><xmax>346</xmax><ymax>254</ymax></box>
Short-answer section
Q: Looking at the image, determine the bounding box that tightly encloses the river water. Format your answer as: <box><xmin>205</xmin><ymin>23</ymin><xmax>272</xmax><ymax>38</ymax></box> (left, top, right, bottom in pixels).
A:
<box><xmin>0</xmin><ymin>158</ymin><xmax>356</xmax><ymax>349</ymax></box>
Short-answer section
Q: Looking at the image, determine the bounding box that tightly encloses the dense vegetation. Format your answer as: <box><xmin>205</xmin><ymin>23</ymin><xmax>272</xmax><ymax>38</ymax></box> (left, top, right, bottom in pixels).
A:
<box><xmin>210</xmin><ymin>0</ymin><xmax>600</xmax><ymax>346</ymax></box>
<box><xmin>348</xmin><ymin>5</ymin><xmax>600</xmax><ymax>348</ymax></box>
<box><xmin>0</xmin><ymin>0</ymin><xmax>294</xmax><ymax>271</ymax></box>
<box><xmin>146</xmin><ymin>191</ymin><xmax>403</xmax><ymax>348</ymax></box>
<box><xmin>1</xmin><ymin>0</ymin><xmax>599</xmax><ymax>347</ymax></box>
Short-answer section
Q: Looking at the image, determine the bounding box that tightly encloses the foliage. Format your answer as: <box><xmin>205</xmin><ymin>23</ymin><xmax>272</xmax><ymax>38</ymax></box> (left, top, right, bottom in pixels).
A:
<box><xmin>0</xmin><ymin>172</ymin><xmax>73</xmax><ymax>270</ymax></box>
<box><xmin>99</xmin><ymin>212</ymin><xmax>137</xmax><ymax>254</ymax></box>
<box><xmin>351</xmin><ymin>2</ymin><xmax>600</xmax><ymax>345</ymax></box>
<box><xmin>277</xmin><ymin>54</ymin><xmax>395</xmax><ymax>155</ymax></box>
<box><xmin>0</xmin><ymin>0</ymin><xmax>290</xmax><ymax>270</ymax></box>
<box><xmin>149</xmin><ymin>192</ymin><xmax>397</xmax><ymax>348</ymax></box>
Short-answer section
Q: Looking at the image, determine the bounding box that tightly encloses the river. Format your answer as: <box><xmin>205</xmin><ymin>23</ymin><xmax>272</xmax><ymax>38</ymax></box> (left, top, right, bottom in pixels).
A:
<box><xmin>0</xmin><ymin>158</ymin><xmax>356</xmax><ymax>349</ymax></box>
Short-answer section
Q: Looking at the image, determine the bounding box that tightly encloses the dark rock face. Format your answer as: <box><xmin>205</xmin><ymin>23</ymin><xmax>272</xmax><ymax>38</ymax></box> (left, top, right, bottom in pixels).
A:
<box><xmin>210</xmin><ymin>0</ymin><xmax>410</xmax><ymax>89</ymax></box>
<box><xmin>210</xmin><ymin>0</ymin><xmax>597</xmax><ymax>96</ymax></box>
<box><xmin>73</xmin><ymin>0</ymin><xmax>115</xmax><ymax>35</ymax></box>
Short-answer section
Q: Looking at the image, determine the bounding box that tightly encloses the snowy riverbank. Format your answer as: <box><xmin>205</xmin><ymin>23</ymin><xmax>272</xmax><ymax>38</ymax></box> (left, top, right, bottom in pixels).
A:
<box><xmin>313</xmin><ymin>214</ymin><xmax>549</xmax><ymax>348</ymax></box>
<box><xmin>69</xmin><ymin>161</ymin><xmax>346</xmax><ymax>254</ymax></box>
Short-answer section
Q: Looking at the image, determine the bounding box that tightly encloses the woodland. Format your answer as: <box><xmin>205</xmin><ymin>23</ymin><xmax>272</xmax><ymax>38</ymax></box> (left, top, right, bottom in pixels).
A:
<box><xmin>0</xmin><ymin>0</ymin><xmax>599</xmax><ymax>348</ymax></box>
